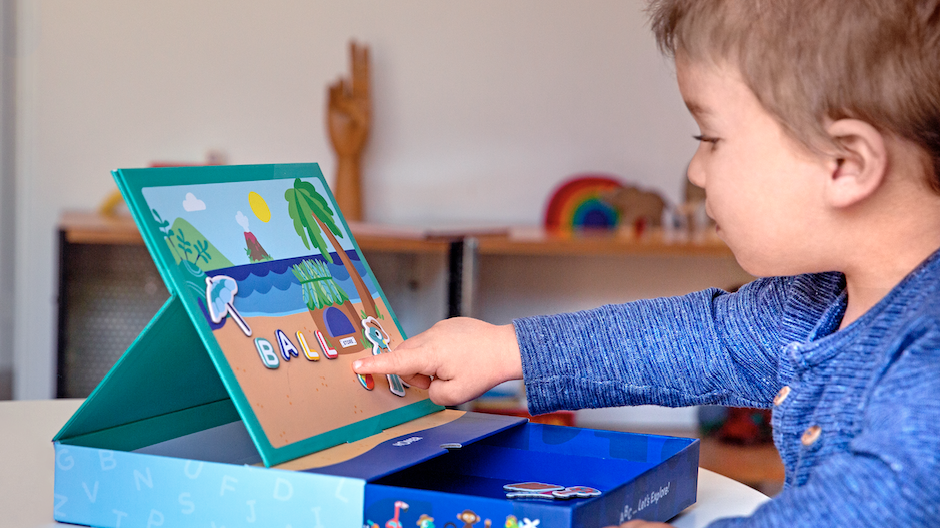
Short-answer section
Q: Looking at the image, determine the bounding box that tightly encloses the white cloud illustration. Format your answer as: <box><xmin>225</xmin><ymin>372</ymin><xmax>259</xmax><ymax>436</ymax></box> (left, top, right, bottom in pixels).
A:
<box><xmin>235</xmin><ymin>211</ymin><xmax>250</xmax><ymax>232</ymax></box>
<box><xmin>182</xmin><ymin>192</ymin><xmax>206</xmax><ymax>212</ymax></box>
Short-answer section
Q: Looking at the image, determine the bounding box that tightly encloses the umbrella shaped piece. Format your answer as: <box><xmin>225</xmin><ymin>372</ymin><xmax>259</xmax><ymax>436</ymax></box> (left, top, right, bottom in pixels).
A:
<box><xmin>206</xmin><ymin>275</ymin><xmax>252</xmax><ymax>336</ymax></box>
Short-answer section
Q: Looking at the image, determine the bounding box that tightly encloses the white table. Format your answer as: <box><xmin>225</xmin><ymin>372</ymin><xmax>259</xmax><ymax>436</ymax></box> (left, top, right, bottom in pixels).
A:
<box><xmin>0</xmin><ymin>399</ymin><xmax>768</xmax><ymax>528</ymax></box>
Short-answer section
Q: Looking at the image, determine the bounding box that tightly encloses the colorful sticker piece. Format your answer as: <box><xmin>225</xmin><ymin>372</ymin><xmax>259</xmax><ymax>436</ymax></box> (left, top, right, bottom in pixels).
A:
<box><xmin>503</xmin><ymin>482</ymin><xmax>564</xmax><ymax>493</ymax></box>
<box><xmin>504</xmin><ymin>490</ymin><xmax>557</xmax><ymax>500</ymax></box>
<box><xmin>416</xmin><ymin>514</ymin><xmax>435</xmax><ymax>528</ymax></box>
<box><xmin>254</xmin><ymin>338</ymin><xmax>279</xmax><ymax>369</ymax></box>
<box><xmin>275</xmin><ymin>329</ymin><xmax>300</xmax><ymax>361</ymax></box>
<box><xmin>205</xmin><ymin>275</ymin><xmax>252</xmax><ymax>336</ymax></box>
<box><xmin>385</xmin><ymin>501</ymin><xmax>408</xmax><ymax>528</ymax></box>
<box><xmin>456</xmin><ymin>510</ymin><xmax>481</xmax><ymax>527</ymax></box>
<box><xmin>358</xmin><ymin>373</ymin><xmax>374</xmax><ymax>391</ymax></box>
<box><xmin>296</xmin><ymin>331</ymin><xmax>319</xmax><ymax>361</ymax></box>
<box><xmin>552</xmin><ymin>486</ymin><xmax>602</xmax><ymax>499</ymax></box>
<box><xmin>504</xmin><ymin>482</ymin><xmax>601</xmax><ymax>501</ymax></box>
<box><xmin>314</xmin><ymin>330</ymin><xmax>338</xmax><ymax>359</ymax></box>
<box><xmin>362</xmin><ymin>316</ymin><xmax>406</xmax><ymax>397</ymax></box>
<box><xmin>503</xmin><ymin>482</ymin><xmax>560</xmax><ymax>500</ymax></box>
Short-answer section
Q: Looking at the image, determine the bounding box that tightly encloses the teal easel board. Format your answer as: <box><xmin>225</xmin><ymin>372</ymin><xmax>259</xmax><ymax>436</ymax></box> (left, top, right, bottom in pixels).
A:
<box><xmin>55</xmin><ymin>163</ymin><xmax>442</xmax><ymax>467</ymax></box>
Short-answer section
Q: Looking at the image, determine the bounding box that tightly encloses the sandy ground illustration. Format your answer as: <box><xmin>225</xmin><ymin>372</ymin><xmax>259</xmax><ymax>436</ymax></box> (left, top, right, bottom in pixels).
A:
<box><xmin>212</xmin><ymin>297</ymin><xmax>431</xmax><ymax>447</ymax></box>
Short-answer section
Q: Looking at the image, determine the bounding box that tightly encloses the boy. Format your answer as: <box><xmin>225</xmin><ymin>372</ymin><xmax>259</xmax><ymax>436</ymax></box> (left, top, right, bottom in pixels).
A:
<box><xmin>354</xmin><ymin>0</ymin><xmax>940</xmax><ymax>525</ymax></box>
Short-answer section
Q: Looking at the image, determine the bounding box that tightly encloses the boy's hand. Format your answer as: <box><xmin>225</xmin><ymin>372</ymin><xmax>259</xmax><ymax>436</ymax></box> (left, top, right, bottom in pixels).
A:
<box><xmin>351</xmin><ymin>317</ymin><xmax>523</xmax><ymax>406</ymax></box>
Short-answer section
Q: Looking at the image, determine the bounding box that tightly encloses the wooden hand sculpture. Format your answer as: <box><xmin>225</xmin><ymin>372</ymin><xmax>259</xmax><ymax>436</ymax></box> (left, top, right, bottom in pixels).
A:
<box><xmin>328</xmin><ymin>41</ymin><xmax>371</xmax><ymax>221</ymax></box>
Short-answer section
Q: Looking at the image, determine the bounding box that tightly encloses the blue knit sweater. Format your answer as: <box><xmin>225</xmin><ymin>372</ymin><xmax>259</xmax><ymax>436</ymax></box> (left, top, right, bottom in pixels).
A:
<box><xmin>514</xmin><ymin>251</ymin><xmax>940</xmax><ymax>526</ymax></box>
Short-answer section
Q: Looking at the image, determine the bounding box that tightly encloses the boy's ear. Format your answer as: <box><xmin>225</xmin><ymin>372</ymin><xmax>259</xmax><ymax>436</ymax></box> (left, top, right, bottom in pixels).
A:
<box><xmin>823</xmin><ymin>119</ymin><xmax>888</xmax><ymax>209</ymax></box>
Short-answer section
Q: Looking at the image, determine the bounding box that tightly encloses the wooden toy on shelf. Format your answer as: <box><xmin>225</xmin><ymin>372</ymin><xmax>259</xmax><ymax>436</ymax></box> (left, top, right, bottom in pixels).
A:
<box><xmin>327</xmin><ymin>41</ymin><xmax>371</xmax><ymax>221</ymax></box>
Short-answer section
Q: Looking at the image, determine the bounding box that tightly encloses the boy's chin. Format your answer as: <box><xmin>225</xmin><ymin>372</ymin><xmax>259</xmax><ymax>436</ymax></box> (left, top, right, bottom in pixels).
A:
<box><xmin>726</xmin><ymin>244</ymin><xmax>777</xmax><ymax>278</ymax></box>
<box><xmin>734</xmin><ymin>254</ymin><xmax>797</xmax><ymax>279</ymax></box>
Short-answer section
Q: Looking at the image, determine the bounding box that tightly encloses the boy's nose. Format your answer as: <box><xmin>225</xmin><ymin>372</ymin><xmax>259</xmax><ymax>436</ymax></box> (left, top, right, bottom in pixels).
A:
<box><xmin>687</xmin><ymin>156</ymin><xmax>706</xmax><ymax>188</ymax></box>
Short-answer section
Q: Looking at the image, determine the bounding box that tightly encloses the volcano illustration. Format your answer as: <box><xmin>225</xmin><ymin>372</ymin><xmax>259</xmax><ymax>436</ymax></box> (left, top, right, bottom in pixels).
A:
<box><xmin>237</xmin><ymin>210</ymin><xmax>272</xmax><ymax>262</ymax></box>
<box><xmin>244</xmin><ymin>231</ymin><xmax>271</xmax><ymax>262</ymax></box>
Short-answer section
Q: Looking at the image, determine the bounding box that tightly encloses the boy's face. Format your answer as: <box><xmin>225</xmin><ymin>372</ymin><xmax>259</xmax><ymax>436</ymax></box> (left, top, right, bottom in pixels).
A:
<box><xmin>676</xmin><ymin>56</ymin><xmax>833</xmax><ymax>277</ymax></box>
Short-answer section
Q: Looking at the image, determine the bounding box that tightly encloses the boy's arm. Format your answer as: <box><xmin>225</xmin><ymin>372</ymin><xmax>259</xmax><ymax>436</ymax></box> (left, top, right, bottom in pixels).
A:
<box><xmin>517</xmin><ymin>276</ymin><xmax>796</xmax><ymax>415</ymax></box>
<box><xmin>353</xmin><ymin>273</ymin><xmax>838</xmax><ymax>411</ymax></box>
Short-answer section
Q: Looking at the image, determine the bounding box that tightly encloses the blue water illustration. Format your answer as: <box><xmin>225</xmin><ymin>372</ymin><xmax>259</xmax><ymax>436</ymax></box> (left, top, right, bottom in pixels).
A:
<box><xmin>206</xmin><ymin>250</ymin><xmax>377</xmax><ymax>318</ymax></box>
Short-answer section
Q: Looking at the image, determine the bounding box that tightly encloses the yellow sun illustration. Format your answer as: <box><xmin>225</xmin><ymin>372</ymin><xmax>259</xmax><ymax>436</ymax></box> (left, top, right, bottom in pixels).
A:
<box><xmin>249</xmin><ymin>191</ymin><xmax>271</xmax><ymax>223</ymax></box>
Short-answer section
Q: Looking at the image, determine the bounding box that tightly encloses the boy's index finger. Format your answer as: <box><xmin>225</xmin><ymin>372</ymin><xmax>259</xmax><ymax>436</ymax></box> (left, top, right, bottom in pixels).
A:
<box><xmin>352</xmin><ymin>349</ymin><xmax>427</xmax><ymax>377</ymax></box>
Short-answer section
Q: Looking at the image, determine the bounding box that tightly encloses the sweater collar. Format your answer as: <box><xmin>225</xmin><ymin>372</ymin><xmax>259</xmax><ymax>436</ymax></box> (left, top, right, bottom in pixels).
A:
<box><xmin>788</xmin><ymin>245</ymin><xmax>940</xmax><ymax>369</ymax></box>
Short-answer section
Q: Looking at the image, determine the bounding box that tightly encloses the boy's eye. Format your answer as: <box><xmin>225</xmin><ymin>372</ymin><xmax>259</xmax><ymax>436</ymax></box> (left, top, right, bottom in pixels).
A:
<box><xmin>693</xmin><ymin>134</ymin><xmax>720</xmax><ymax>145</ymax></box>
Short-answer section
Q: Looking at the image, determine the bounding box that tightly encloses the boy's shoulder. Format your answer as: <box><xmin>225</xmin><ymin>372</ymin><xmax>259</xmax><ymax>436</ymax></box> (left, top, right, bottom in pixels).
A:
<box><xmin>898</xmin><ymin>252</ymin><xmax>940</xmax><ymax>321</ymax></box>
<box><xmin>870</xmin><ymin>252</ymin><xmax>940</xmax><ymax>356</ymax></box>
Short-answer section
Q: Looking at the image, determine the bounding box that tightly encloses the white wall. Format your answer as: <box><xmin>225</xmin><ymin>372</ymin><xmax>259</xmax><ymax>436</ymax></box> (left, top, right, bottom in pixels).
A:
<box><xmin>13</xmin><ymin>1</ymin><xmax>715</xmax><ymax>405</ymax></box>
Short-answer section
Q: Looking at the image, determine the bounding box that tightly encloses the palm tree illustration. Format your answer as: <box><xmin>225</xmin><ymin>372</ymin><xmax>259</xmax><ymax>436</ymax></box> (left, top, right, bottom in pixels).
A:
<box><xmin>285</xmin><ymin>178</ymin><xmax>377</xmax><ymax>318</ymax></box>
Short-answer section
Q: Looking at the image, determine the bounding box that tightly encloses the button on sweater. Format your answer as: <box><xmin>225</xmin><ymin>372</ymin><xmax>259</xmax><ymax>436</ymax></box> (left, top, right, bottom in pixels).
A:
<box><xmin>514</xmin><ymin>250</ymin><xmax>940</xmax><ymax>526</ymax></box>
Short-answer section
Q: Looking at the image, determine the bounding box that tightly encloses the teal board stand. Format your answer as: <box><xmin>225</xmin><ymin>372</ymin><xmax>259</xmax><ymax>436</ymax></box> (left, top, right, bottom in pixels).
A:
<box><xmin>55</xmin><ymin>163</ymin><xmax>442</xmax><ymax>467</ymax></box>
<box><xmin>55</xmin><ymin>295</ymin><xmax>237</xmax><ymax>452</ymax></box>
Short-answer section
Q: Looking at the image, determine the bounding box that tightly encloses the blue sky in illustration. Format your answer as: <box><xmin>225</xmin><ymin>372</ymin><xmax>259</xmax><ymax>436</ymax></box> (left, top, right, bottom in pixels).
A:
<box><xmin>141</xmin><ymin>177</ymin><xmax>355</xmax><ymax>266</ymax></box>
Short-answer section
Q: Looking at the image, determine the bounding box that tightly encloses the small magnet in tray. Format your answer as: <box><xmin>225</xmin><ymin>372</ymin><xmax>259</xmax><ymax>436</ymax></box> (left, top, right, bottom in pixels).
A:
<box><xmin>503</xmin><ymin>482</ymin><xmax>565</xmax><ymax>492</ymax></box>
<box><xmin>440</xmin><ymin>442</ymin><xmax>463</xmax><ymax>450</ymax></box>
<box><xmin>551</xmin><ymin>486</ymin><xmax>602</xmax><ymax>499</ymax></box>
<box><xmin>505</xmin><ymin>490</ymin><xmax>557</xmax><ymax>500</ymax></box>
<box><xmin>504</xmin><ymin>482</ymin><xmax>563</xmax><ymax>500</ymax></box>
<box><xmin>504</xmin><ymin>482</ymin><xmax>602</xmax><ymax>501</ymax></box>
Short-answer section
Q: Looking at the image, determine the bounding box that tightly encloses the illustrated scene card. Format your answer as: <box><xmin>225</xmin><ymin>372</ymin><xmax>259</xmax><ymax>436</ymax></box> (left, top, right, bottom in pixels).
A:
<box><xmin>114</xmin><ymin>164</ymin><xmax>439</xmax><ymax>465</ymax></box>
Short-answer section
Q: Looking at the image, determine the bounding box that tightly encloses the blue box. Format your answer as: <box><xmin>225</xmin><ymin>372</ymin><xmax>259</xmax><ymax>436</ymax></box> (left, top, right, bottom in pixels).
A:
<box><xmin>52</xmin><ymin>164</ymin><xmax>698</xmax><ymax>527</ymax></box>
<box><xmin>356</xmin><ymin>417</ymin><xmax>699</xmax><ymax>527</ymax></box>
<box><xmin>54</xmin><ymin>410</ymin><xmax>698</xmax><ymax>527</ymax></box>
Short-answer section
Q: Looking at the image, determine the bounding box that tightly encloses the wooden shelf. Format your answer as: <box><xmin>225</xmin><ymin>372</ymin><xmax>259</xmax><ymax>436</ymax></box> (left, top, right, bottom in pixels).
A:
<box><xmin>59</xmin><ymin>213</ymin><xmax>731</xmax><ymax>259</ymax></box>
<box><xmin>60</xmin><ymin>211</ymin><xmax>145</xmax><ymax>245</ymax></box>
<box><xmin>698</xmin><ymin>437</ymin><xmax>785</xmax><ymax>488</ymax></box>
<box><xmin>474</xmin><ymin>226</ymin><xmax>732</xmax><ymax>257</ymax></box>
<box><xmin>58</xmin><ymin>212</ymin><xmax>450</xmax><ymax>254</ymax></box>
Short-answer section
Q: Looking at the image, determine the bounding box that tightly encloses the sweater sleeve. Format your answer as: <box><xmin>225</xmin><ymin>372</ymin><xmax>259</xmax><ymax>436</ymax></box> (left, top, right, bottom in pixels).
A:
<box><xmin>514</xmin><ymin>276</ymin><xmax>792</xmax><ymax>415</ymax></box>
<box><xmin>706</xmin><ymin>327</ymin><xmax>940</xmax><ymax>527</ymax></box>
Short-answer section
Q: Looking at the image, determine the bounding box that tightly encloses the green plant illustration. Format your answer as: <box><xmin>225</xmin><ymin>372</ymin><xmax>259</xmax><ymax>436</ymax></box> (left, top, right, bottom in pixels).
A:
<box><xmin>359</xmin><ymin>305</ymin><xmax>384</xmax><ymax>321</ymax></box>
<box><xmin>290</xmin><ymin>259</ymin><xmax>349</xmax><ymax>310</ymax></box>
<box><xmin>194</xmin><ymin>239</ymin><xmax>212</xmax><ymax>265</ymax></box>
<box><xmin>153</xmin><ymin>213</ymin><xmax>230</xmax><ymax>272</ymax></box>
<box><xmin>175</xmin><ymin>229</ymin><xmax>194</xmax><ymax>262</ymax></box>
<box><xmin>152</xmin><ymin>208</ymin><xmax>182</xmax><ymax>262</ymax></box>
<box><xmin>244</xmin><ymin>246</ymin><xmax>273</xmax><ymax>261</ymax></box>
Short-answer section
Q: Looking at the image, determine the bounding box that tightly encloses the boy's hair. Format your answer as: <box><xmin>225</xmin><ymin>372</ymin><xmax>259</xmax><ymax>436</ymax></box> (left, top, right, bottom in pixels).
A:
<box><xmin>648</xmin><ymin>0</ymin><xmax>940</xmax><ymax>190</ymax></box>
